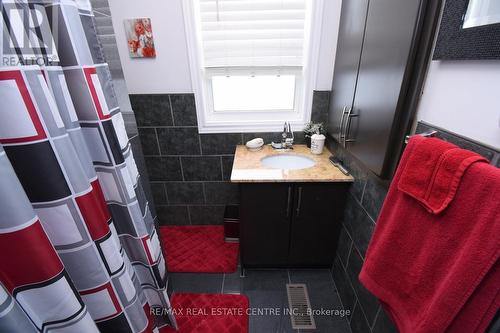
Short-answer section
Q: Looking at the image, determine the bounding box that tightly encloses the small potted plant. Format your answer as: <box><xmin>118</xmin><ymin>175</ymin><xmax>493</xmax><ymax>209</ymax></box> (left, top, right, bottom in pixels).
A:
<box><xmin>303</xmin><ymin>122</ymin><xmax>326</xmax><ymax>148</ymax></box>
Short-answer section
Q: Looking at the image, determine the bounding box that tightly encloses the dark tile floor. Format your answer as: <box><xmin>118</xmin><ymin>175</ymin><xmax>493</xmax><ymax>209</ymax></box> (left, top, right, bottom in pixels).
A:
<box><xmin>170</xmin><ymin>267</ymin><xmax>352</xmax><ymax>333</ymax></box>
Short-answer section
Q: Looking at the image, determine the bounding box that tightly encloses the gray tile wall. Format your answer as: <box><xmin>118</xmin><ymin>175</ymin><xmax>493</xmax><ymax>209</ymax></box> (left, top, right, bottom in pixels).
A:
<box><xmin>327</xmin><ymin>121</ymin><xmax>500</xmax><ymax>333</ymax></box>
<box><xmin>327</xmin><ymin>139</ymin><xmax>394</xmax><ymax>333</ymax></box>
<box><xmin>90</xmin><ymin>0</ymin><xmax>124</xmax><ymax>79</ymax></box>
<box><xmin>130</xmin><ymin>91</ymin><xmax>331</xmax><ymax>226</ymax></box>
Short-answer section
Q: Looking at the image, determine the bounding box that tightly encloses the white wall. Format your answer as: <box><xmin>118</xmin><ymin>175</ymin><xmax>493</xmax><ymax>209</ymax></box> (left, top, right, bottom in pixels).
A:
<box><xmin>416</xmin><ymin>60</ymin><xmax>500</xmax><ymax>149</ymax></box>
<box><xmin>316</xmin><ymin>0</ymin><xmax>342</xmax><ymax>90</ymax></box>
<box><xmin>108</xmin><ymin>0</ymin><xmax>192</xmax><ymax>93</ymax></box>
<box><xmin>107</xmin><ymin>0</ymin><xmax>340</xmax><ymax>94</ymax></box>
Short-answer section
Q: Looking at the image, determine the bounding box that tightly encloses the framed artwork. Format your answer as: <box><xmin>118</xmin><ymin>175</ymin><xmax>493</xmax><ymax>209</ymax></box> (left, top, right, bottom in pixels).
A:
<box><xmin>124</xmin><ymin>18</ymin><xmax>156</xmax><ymax>58</ymax></box>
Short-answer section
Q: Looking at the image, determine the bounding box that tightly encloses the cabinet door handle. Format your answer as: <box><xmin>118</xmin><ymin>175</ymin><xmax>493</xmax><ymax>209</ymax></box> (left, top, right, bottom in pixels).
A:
<box><xmin>296</xmin><ymin>187</ymin><xmax>303</xmax><ymax>217</ymax></box>
<box><xmin>338</xmin><ymin>106</ymin><xmax>348</xmax><ymax>142</ymax></box>
<box><xmin>343</xmin><ymin>107</ymin><xmax>358</xmax><ymax>147</ymax></box>
<box><xmin>286</xmin><ymin>185</ymin><xmax>292</xmax><ymax>217</ymax></box>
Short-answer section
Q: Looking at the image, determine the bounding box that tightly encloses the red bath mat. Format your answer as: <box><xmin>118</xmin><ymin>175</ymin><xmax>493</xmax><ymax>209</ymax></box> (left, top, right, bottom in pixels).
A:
<box><xmin>160</xmin><ymin>226</ymin><xmax>239</xmax><ymax>273</ymax></box>
<box><xmin>160</xmin><ymin>293</ymin><xmax>249</xmax><ymax>333</ymax></box>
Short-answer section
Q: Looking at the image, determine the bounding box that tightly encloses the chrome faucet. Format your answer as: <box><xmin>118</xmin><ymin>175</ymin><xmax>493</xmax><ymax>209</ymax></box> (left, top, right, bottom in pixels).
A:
<box><xmin>285</xmin><ymin>122</ymin><xmax>294</xmax><ymax>148</ymax></box>
<box><xmin>273</xmin><ymin>122</ymin><xmax>294</xmax><ymax>149</ymax></box>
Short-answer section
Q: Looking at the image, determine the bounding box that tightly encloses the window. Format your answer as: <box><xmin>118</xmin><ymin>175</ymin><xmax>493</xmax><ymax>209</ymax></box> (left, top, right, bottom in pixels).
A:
<box><xmin>211</xmin><ymin>73</ymin><xmax>297</xmax><ymax>112</ymax></box>
<box><xmin>183</xmin><ymin>0</ymin><xmax>323</xmax><ymax>133</ymax></box>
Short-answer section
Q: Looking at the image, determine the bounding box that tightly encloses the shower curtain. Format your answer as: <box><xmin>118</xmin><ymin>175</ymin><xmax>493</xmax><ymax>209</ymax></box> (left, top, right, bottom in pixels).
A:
<box><xmin>0</xmin><ymin>0</ymin><xmax>176</xmax><ymax>331</ymax></box>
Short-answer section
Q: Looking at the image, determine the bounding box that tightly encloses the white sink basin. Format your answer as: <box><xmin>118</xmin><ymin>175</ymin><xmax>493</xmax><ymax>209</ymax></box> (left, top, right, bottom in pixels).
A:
<box><xmin>260</xmin><ymin>154</ymin><xmax>316</xmax><ymax>170</ymax></box>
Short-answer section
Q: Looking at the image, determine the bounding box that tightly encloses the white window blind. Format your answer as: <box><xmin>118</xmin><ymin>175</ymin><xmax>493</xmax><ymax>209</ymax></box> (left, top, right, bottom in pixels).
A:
<box><xmin>198</xmin><ymin>0</ymin><xmax>307</xmax><ymax>68</ymax></box>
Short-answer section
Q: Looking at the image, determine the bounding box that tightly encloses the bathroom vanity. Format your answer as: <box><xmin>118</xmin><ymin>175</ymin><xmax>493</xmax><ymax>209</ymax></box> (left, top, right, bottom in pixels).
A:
<box><xmin>231</xmin><ymin>145</ymin><xmax>353</xmax><ymax>268</ymax></box>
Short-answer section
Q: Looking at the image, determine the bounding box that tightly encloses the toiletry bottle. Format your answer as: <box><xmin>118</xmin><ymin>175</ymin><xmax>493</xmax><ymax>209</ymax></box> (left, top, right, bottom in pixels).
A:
<box><xmin>311</xmin><ymin>134</ymin><xmax>326</xmax><ymax>155</ymax></box>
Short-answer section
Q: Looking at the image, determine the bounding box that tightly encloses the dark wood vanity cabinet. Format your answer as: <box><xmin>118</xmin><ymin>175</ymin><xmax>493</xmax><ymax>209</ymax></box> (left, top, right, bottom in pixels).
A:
<box><xmin>240</xmin><ymin>182</ymin><xmax>350</xmax><ymax>268</ymax></box>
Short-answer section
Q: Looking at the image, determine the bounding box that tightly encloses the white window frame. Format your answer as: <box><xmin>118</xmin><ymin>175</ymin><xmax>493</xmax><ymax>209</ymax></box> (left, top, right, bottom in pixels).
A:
<box><xmin>182</xmin><ymin>0</ymin><xmax>324</xmax><ymax>133</ymax></box>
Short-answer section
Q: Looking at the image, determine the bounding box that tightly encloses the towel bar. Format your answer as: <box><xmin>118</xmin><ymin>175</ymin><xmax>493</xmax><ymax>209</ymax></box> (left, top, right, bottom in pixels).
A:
<box><xmin>405</xmin><ymin>130</ymin><xmax>437</xmax><ymax>144</ymax></box>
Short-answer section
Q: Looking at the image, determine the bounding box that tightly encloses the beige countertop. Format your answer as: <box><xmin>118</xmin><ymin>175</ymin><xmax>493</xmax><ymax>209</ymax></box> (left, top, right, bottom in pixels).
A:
<box><xmin>230</xmin><ymin>145</ymin><xmax>354</xmax><ymax>183</ymax></box>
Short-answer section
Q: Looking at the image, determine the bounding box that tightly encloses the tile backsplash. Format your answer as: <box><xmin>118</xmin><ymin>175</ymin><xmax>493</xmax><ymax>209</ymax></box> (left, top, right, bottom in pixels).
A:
<box><xmin>130</xmin><ymin>91</ymin><xmax>330</xmax><ymax>226</ymax></box>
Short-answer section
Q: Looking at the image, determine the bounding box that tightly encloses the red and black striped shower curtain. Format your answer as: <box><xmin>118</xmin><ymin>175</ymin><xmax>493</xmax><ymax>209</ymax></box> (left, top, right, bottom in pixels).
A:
<box><xmin>0</xmin><ymin>0</ymin><xmax>176</xmax><ymax>331</ymax></box>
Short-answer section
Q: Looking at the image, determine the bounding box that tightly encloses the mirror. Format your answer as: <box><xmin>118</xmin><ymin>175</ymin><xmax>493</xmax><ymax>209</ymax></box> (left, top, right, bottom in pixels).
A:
<box><xmin>433</xmin><ymin>0</ymin><xmax>500</xmax><ymax>60</ymax></box>
<box><xmin>463</xmin><ymin>0</ymin><xmax>500</xmax><ymax>29</ymax></box>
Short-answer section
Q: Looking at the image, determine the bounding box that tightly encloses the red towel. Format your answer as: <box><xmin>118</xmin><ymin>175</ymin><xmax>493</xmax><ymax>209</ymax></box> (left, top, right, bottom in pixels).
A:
<box><xmin>359</xmin><ymin>136</ymin><xmax>500</xmax><ymax>333</ymax></box>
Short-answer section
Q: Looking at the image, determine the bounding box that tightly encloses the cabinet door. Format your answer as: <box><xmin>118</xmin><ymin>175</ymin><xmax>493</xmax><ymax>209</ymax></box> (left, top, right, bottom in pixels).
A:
<box><xmin>288</xmin><ymin>183</ymin><xmax>349</xmax><ymax>267</ymax></box>
<box><xmin>240</xmin><ymin>184</ymin><xmax>293</xmax><ymax>267</ymax></box>
<box><xmin>328</xmin><ymin>0</ymin><xmax>370</xmax><ymax>141</ymax></box>
<box><xmin>346</xmin><ymin>0</ymin><xmax>422</xmax><ymax>176</ymax></box>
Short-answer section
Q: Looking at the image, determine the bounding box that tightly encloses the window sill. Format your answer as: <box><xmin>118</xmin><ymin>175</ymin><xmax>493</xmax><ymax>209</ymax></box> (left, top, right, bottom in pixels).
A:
<box><xmin>197</xmin><ymin>119</ymin><xmax>308</xmax><ymax>134</ymax></box>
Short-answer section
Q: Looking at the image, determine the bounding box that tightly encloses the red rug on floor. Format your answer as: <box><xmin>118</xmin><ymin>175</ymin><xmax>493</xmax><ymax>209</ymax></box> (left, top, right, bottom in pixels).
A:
<box><xmin>160</xmin><ymin>293</ymin><xmax>249</xmax><ymax>333</ymax></box>
<box><xmin>160</xmin><ymin>226</ymin><xmax>239</xmax><ymax>273</ymax></box>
